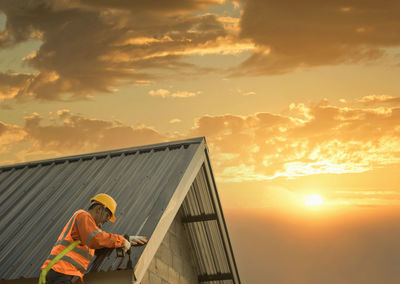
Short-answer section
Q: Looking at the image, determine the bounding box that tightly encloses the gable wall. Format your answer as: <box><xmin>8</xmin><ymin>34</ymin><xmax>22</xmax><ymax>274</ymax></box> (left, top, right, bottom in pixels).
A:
<box><xmin>140</xmin><ymin>210</ymin><xmax>198</xmax><ymax>284</ymax></box>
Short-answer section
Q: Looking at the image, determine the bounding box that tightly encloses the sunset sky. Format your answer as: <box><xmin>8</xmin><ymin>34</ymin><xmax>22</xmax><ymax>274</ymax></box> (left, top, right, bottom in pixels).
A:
<box><xmin>1</xmin><ymin>1</ymin><xmax>400</xmax><ymax>283</ymax></box>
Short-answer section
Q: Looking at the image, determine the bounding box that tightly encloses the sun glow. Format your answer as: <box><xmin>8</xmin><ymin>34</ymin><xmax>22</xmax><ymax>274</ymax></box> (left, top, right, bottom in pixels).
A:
<box><xmin>305</xmin><ymin>194</ymin><xmax>324</xmax><ymax>207</ymax></box>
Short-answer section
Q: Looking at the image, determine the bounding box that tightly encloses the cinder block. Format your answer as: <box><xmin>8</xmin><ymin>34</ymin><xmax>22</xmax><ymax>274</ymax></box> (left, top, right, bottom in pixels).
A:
<box><xmin>163</xmin><ymin>231</ymin><xmax>170</xmax><ymax>248</ymax></box>
<box><xmin>156</xmin><ymin>258</ymin><xmax>169</xmax><ymax>281</ymax></box>
<box><xmin>172</xmin><ymin>218</ymin><xmax>179</xmax><ymax>235</ymax></box>
<box><xmin>172</xmin><ymin>254</ymin><xmax>184</xmax><ymax>274</ymax></box>
<box><xmin>179</xmin><ymin>275</ymin><xmax>190</xmax><ymax>284</ymax></box>
<box><xmin>170</xmin><ymin>234</ymin><xmax>181</xmax><ymax>257</ymax></box>
<box><xmin>149</xmin><ymin>272</ymin><xmax>162</xmax><ymax>284</ymax></box>
<box><xmin>181</xmin><ymin>246</ymin><xmax>195</xmax><ymax>266</ymax></box>
<box><xmin>157</xmin><ymin>243</ymin><xmax>173</xmax><ymax>265</ymax></box>
<box><xmin>168</xmin><ymin>266</ymin><xmax>180</xmax><ymax>284</ymax></box>
<box><xmin>148</xmin><ymin>256</ymin><xmax>156</xmax><ymax>272</ymax></box>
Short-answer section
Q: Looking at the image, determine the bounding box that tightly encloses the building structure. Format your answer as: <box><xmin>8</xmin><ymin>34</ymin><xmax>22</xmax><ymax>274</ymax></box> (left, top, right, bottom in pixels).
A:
<box><xmin>0</xmin><ymin>137</ymin><xmax>240</xmax><ymax>284</ymax></box>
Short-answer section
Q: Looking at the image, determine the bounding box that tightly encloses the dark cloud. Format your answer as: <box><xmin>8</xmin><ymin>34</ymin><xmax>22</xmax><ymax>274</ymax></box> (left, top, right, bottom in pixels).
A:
<box><xmin>0</xmin><ymin>0</ymin><xmax>240</xmax><ymax>101</ymax></box>
<box><xmin>234</xmin><ymin>0</ymin><xmax>400</xmax><ymax>75</ymax></box>
<box><xmin>0</xmin><ymin>72</ymin><xmax>34</xmax><ymax>100</ymax></box>
<box><xmin>76</xmin><ymin>0</ymin><xmax>222</xmax><ymax>15</ymax></box>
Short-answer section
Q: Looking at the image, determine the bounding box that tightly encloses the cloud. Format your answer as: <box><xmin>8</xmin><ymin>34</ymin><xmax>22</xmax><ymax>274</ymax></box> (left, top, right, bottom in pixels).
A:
<box><xmin>0</xmin><ymin>72</ymin><xmax>34</xmax><ymax>101</ymax></box>
<box><xmin>0</xmin><ymin>110</ymin><xmax>167</xmax><ymax>165</ymax></box>
<box><xmin>233</xmin><ymin>0</ymin><xmax>400</xmax><ymax>75</ymax></box>
<box><xmin>189</xmin><ymin>100</ymin><xmax>400</xmax><ymax>181</ymax></box>
<box><xmin>0</xmin><ymin>0</ymin><xmax>250</xmax><ymax>101</ymax></box>
<box><xmin>329</xmin><ymin>190</ymin><xmax>400</xmax><ymax>208</ymax></box>
<box><xmin>243</xmin><ymin>91</ymin><xmax>255</xmax><ymax>96</ymax></box>
<box><xmin>21</xmin><ymin>110</ymin><xmax>166</xmax><ymax>155</ymax></box>
<box><xmin>0</xmin><ymin>121</ymin><xmax>26</xmax><ymax>152</ymax></box>
<box><xmin>148</xmin><ymin>89</ymin><xmax>198</xmax><ymax>98</ymax></box>
<box><xmin>1</xmin><ymin>96</ymin><xmax>400</xmax><ymax>182</ymax></box>
<box><xmin>358</xmin><ymin>94</ymin><xmax>400</xmax><ymax>105</ymax></box>
<box><xmin>169</xmin><ymin>118</ymin><xmax>182</xmax><ymax>124</ymax></box>
<box><xmin>171</xmin><ymin>91</ymin><xmax>197</xmax><ymax>98</ymax></box>
<box><xmin>75</xmin><ymin>0</ymin><xmax>224</xmax><ymax>15</ymax></box>
<box><xmin>149</xmin><ymin>89</ymin><xmax>170</xmax><ymax>98</ymax></box>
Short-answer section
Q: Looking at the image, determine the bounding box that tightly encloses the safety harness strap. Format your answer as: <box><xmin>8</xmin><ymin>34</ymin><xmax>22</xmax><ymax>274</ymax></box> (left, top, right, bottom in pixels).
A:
<box><xmin>38</xmin><ymin>240</ymin><xmax>81</xmax><ymax>284</ymax></box>
<box><xmin>47</xmin><ymin>254</ymin><xmax>86</xmax><ymax>273</ymax></box>
<box><xmin>55</xmin><ymin>240</ymin><xmax>93</xmax><ymax>261</ymax></box>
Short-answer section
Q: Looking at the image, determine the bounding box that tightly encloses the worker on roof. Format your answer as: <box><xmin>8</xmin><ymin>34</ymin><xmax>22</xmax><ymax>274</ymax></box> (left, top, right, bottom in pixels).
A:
<box><xmin>41</xmin><ymin>193</ymin><xmax>147</xmax><ymax>284</ymax></box>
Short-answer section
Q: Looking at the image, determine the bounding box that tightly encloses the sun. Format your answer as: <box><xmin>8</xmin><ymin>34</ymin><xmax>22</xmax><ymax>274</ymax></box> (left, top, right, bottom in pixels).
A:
<box><xmin>305</xmin><ymin>194</ymin><xmax>324</xmax><ymax>207</ymax></box>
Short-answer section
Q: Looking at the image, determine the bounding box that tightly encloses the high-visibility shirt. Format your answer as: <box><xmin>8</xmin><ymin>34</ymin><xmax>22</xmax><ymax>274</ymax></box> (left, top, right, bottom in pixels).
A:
<box><xmin>41</xmin><ymin>209</ymin><xmax>125</xmax><ymax>279</ymax></box>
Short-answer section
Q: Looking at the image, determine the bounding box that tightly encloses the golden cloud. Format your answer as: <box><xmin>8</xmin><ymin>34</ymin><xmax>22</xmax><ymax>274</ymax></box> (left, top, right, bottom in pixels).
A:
<box><xmin>148</xmin><ymin>89</ymin><xmax>199</xmax><ymax>98</ymax></box>
<box><xmin>1</xmin><ymin>97</ymin><xmax>400</xmax><ymax>182</ymax></box>
<box><xmin>21</xmin><ymin>111</ymin><xmax>166</xmax><ymax>155</ymax></box>
<box><xmin>190</xmin><ymin>99</ymin><xmax>400</xmax><ymax>181</ymax></box>
<box><xmin>148</xmin><ymin>89</ymin><xmax>170</xmax><ymax>98</ymax></box>
<box><xmin>358</xmin><ymin>94</ymin><xmax>400</xmax><ymax>105</ymax></box>
<box><xmin>0</xmin><ymin>121</ymin><xmax>26</xmax><ymax>152</ymax></box>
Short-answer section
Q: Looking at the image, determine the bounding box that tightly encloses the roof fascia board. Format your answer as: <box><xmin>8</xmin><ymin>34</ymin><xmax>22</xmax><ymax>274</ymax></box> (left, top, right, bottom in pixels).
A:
<box><xmin>202</xmin><ymin>146</ymin><xmax>241</xmax><ymax>284</ymax></box>
<box><xmin>132</xmin><ymin>139</ymin><xmax>207</xmax><ymax>284</ymax></box>
<box><xmin>0</xmin><ymin>137</ymin><xmax>205</xmax><ymax>171</ymax></box>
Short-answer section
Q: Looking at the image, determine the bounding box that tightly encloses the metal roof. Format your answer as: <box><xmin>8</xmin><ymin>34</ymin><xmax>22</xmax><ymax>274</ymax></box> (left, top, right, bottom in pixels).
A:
<box><xmin>0</xmin><ymin>137</ymin><xmax>240</xmax><ymax>283</ymax></box>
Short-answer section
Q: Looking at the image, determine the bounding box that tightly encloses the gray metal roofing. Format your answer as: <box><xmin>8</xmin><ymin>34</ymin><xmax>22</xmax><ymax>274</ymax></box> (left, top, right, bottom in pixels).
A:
<box><xmin>182</xmin><ymin>165</ymin><xmax>239</xmax><ymax>284</ymax></box>
<box><xmin>0</xmin><ymin>137</ymin><xmax>240</xmax><ymax>283</ymax></box>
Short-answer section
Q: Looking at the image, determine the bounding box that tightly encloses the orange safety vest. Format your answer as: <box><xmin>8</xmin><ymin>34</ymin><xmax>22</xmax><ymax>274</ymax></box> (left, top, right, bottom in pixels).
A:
<box><xmin>41</xmin><ymin>210</ymin><xmax>95</xmax><ymax>279</ymax></box>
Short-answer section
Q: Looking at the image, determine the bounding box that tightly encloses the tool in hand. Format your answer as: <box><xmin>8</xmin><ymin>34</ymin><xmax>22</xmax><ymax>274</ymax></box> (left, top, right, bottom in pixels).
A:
<box><xmin>116</xmin><ymin>217</ymin><xmax>149</xmax><ymax>257</ymax></box>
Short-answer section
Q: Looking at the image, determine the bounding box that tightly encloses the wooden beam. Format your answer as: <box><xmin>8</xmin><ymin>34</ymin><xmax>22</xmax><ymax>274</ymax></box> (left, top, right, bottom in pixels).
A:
<box><xmin>198</xmin><ymin>273</ymin><xmax>233</xmax><ymax>282</ymax></box>
<box><xmin>181</xmin><ymin>213</ymin><xmax>218</xmax><ymax>223</ymax></box>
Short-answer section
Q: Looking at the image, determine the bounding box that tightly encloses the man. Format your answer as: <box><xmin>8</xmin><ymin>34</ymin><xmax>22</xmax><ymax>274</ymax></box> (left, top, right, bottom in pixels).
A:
<box><xmin>41</xmin><ymin>193</ymin><xmax>147</xmax><ymax>283</ymax></box>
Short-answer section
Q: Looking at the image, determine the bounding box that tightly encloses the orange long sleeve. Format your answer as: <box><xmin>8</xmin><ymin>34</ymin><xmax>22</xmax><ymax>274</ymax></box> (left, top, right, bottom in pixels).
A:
<box><xmin>71</xmin><ymin>211</ymin><xmax>126</xmax><ymax>249</ymax></box>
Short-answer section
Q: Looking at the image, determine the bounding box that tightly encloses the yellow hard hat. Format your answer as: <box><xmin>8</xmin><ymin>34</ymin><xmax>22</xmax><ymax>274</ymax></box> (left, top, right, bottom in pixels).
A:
<box><xmin>90</xmin><ymin>193</ymin><xmax>117</xmax><ymax>222</ymax></box>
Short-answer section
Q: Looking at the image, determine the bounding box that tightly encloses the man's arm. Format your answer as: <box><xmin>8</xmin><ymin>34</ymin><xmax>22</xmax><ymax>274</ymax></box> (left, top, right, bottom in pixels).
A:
<box><xmin>75</xmin><ymin>212</ymin><xmax>126</xmax><ymax>249</ymax></box>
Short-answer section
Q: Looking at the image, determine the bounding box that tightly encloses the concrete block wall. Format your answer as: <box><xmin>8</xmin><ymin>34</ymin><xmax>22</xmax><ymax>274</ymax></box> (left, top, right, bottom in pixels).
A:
<box><xmin>140</xmin><ymin>211</ymin><xmax>198</xmax><ymax>284</ymax></box>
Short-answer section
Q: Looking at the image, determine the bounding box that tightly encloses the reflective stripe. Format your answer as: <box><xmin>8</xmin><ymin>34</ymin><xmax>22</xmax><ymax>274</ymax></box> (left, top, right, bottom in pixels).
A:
<box><xmin>86</xmin><ymin>229</ymin><xmax>102</xmax><ymax>246</ymax></box>
<box><xmin>55</xmin><ymin>240</ymin><xmax>93</xmax><ymax>261</ymax></box>
<box><xmin>61</xmin><ymin>212</ymin><xmax>80</xmax><ymax>240</ymax></box>
<box><xmin>48</xmin><ymin>254</ymin><xmax>85</xmax><ymax>273</ymax></box>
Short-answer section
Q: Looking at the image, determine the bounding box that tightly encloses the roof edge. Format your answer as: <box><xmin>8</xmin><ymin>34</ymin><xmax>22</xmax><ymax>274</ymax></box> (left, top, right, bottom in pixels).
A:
<box><xmin>0</xmin><ymin>137</ymin><xmax>206</xmax><ymax>171</ymax></box>
<box><xmin>133</xmin><ymin>139</ymin><xmax>207</xmax><ymax>283</ymax></box>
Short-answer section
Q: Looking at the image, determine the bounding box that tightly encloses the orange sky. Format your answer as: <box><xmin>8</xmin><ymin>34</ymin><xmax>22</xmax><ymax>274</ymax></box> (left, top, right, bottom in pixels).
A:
<box><xmin>1</xmin><ymin>1</ymin><xmax>400</xmax><ymax>283</ymax></box>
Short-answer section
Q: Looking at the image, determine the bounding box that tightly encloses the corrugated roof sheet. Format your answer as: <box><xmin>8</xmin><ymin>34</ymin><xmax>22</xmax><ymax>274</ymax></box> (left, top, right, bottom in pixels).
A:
<box><xmin>0</xmin><ymin>137</ymin><xmax>240</xmax><ymax>283</ymax></box>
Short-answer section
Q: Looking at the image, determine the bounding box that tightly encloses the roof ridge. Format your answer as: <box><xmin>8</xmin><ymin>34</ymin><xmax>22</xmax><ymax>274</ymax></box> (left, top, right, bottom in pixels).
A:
<box><xmin>0</xmin><ymin>137</ymin><xmax>205</xmax><ymax>171</ymax></box>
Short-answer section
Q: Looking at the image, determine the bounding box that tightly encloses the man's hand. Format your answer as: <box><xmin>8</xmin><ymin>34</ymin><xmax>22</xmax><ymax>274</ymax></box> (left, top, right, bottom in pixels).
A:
<box><xmin>123</xmin><ymin>239</ymin><xmax>131</xmax><ymax>253</ymax></box>
<box><xmin>129</xmin><ymin>235</ymin><xmax>148</xmax><ymax>246</ymax></box>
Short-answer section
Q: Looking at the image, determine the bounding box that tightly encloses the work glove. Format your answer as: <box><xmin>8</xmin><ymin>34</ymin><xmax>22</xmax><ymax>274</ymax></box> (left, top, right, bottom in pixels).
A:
<box><xmin>129</xmin><ymin>235</ymin><xmax>148</xmax><ymax>246</ymax></box>
<box><xmin>123</xmin><ymin>239</ymin><xmax>131</xmax><ymax>253</ymax></box>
